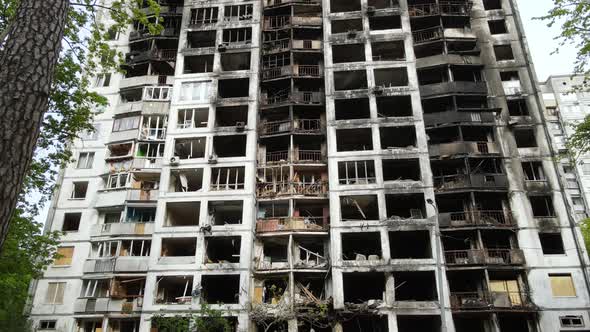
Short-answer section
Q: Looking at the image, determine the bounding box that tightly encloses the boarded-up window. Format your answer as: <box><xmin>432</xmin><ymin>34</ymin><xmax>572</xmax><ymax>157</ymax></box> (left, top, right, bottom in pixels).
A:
<box><xmin>54</xmin><ymin>247</ymin><xmax>74</xmax><ymax>266</ymax></box>
<box><xmin>45</xmin><ymin>282</ymin><xmax>66</xmax><ymax>304</ymax></box>
<box><xmin>550</xmin><ymin>274</ymin><xmax>577</xmax><ymax>297</ymax></box>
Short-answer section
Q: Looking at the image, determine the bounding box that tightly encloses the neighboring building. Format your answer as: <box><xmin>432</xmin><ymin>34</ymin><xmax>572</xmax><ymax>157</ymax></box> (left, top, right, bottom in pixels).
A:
<box><xmin>28</xmin><ymin>0</ymin><xmax>590</xmax><ymax>331</ymax></box>
<box><xmin>541</xmin><ymin>74</ymin><xmax>590</xmax><ymax>221</ymax></box>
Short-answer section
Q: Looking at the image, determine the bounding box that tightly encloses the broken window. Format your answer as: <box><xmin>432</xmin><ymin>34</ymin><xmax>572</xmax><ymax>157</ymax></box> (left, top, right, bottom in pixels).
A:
<box><xmin>144</xmin><ymin>86</ymin><xmax>171</xmax><ymax>101</ymax></box>
<box><xmin>539</xmin><ymin>232</ymin><xmax>565</xmax><ymax>255</ymax></box>
<box><xmin>514</xmin><ymin>128</ymin><xmax>537</xmax><ymax>148</ymax></box>
<box><xmin>155</xmin><ymin>276</ymin><xmax>193</xmax><ymax>304</ymax></box>
<box><xmin>377</xmin><ymin>95</ymin><xmax>412</xmax><ymax>117</ymax></box>
<box><xmin>522</xmin><ymin>161</ymin><xmax>545</xmax><ymax>181</ymax></box>
<box><xmin>170</xmin><ymin>169</ymin><xmax>203</xmax><ymax>192</ymax></box>
<box><xmin>106</xmin><ymin>172</ymin><xmax>129</xmax><ymax>189</ymax></box>
<box><xmin>560</xmin><ymin>315</ymin><xmax>585</xmax><ymax>328</ymax></box>
<box><xmin>62</xmin><ymin>213</ymin><xmax>81</xmax><ymax>232</ymax></box>
<box><xmin>177</xmin><ymin>108</ymin><xmax>208</xmax><ymax>129</ymax></box>
<box><xmin>76</xmin><ymin>152</ymin><xmax>95</xmax><ymax>169</ymax></box>
<box><xmin>343</xmin><ymin>272</ymin><xmax>385</xmax><ymax>303</ymax></box>
<box><xmin>94</xmin><ymin>73</ymin><xmax>111</xmax><ymax>87</ymax></box>
<box><xmin>382</xmin><ymin>159</ymin><xmax>421</xmax><ymax>181</ymax></box>
<box><xmin>174</xmin><ymin>137</ymin><xmax>206</xmax><ymax>159</ymax></box>
<box><xmin>39</xmin><ymin>321</ymin><xmax>57</xmax><ymax>330</ymax></box>
<box><xmin>393</xmin><ymin>271</ymin><xmax>437</xmax><ymax>301</ymax></box>
<box><xmin>224</xmin><ymin>4</ymin><xmax>253</xmax><ymax>21</ymax></box>
<box><xmin>210</xmin><ymin>167</ymin><xmax>245</xmax><ymax>190</ymax></box>
<box><xmin>212</xmin><ymin>135</ymin><xmax>247</xmax><ymax>157</ymax></box>
<box><xmin>508</xmin><ymin>99</ymin><xmax>529</xmax><ymax>116</ymax></box>
<box><xmin>218</xmin><ymin>78</ymin><xmax>249</xmax><ymax>98</ymax></box>
<box><xmin>489</xmin><ymin>19</ymin><xmax>507</xmax><ymax>34</ymax></box>
<box><xmin>125</xmin><ymin>207</ymin><xmax>156</xmax><ymax>223</ymax></box>
<box><xmin>107</xmin><ymin>142</ymin><xmax>133</xmax><ymax>159</ymax></box>
<box><xmin>372</xmin><ymin>41</ymin><xmax>405</xmax><ymax>61</ymax></box>
<box><xmin>334</xmin><ymin>98</ymin><xmax>370</xmax><ymax>120</ymax></box>
<box><xmin>341</xmin><ymin>232</ymin><xmax>382</xmax><ymax>260</ymax></box>
<box><xmin>334</xmin><ymin>70</ymin><xmax>367</xmax><ymax>90</ymax></box>
<box><xmin>222</xmin><ymin>28</ymin><xmax>252</xmax><ymax>45</ymax></box>
<box><xmin>93</xmin><ymin>241</ymin><xmax>118</xmax><ymax>258</ymax></box>
<box><xmin>120</xmin><ymin>240</ymin><xmax>151</xmax><ymax>256</ymax></box>
<box><xmin>550</xmin><ymin>274</ymin><xmax>577</xmax><ymax>297</ymax></box>
<box><xmin>45</xmin><ymin>282</ymin><xmax>66</xmax><ymax>304</ymax></box>
<box><xmin>369</xmin><ymin>15</ymin><xmax>401</xmax><ymax>30</ymax></box>
<box><xmin>186</xmin><ymin>31</ymin><xmax>216</xmax><ymax>48</ymax></box>
<box><xmin>54</xmin><ymin>247</ymin><xmax>74</xmax><ymax>266</ymax></box>
<box><xmin>166</xmin><ymin>202</ymin><xmax>200</xmax><ymax>226</ymax></box>
<box><xmin>494</xmin><ymin>44</ymin><xmax>514</xmax><ymax>61</ymax></box>
<box><xmin>209</xmin><ymin>200</ymin><xmax>243</xmax><ymax>225</ymax></box>
<box><xmin>205</xmin><ymin>236</ymin><xmax>241</xmax><ymax>263</ymax></box>
<box><xmin>374</xmin><ymin>67</ymin><xmax>408</xmax><ymax>87</ymax></box>
<box><xmin>389</xmin><ymin>231</ymin><xmax>431</xmax><ymax>259</ymax></box>
<box><xmin>398</xmin><ymin>316</ymin><xmax>441</xmax><ymax>332</ymax></box>
<box><xmin>295</xmin><ymin>238</ymin><xmax>327</xmax><ymax>268</ymax></box>
<box><xmin>336</xmin><ymin>128</ymin><xmax>373</xmax><ymax>151</ymax></box>
<box><xmin>71</xmin><ymin>181</ymin><xmax>88</xmax><ymax>199</ymax></box>
<box><xmin>184</xmin><ymin>55</ymin><xmax>214</xmax><ymax>74</ymax></box>
<box><xmin>260</xmin><ymin>238</ymin><xmax>288</xmax><ymax>268</ymax></box>
<box><xmin>221</xmin><ymin>52</ymin><xmax>251</xmax><ymax>71</ymax></box>
<box><xmin>342</xmin><ymin>316</ymin><xmax>388</xmax><ymax>332</ymax></box>
<box><xmin>80</xmin><ymin>279</ymin><xmax>109</xmax><ymax>298</ymax></box>
<box><xmin>330</xmin><ymin>0</ymin><xmax>360</xmax><ymax>13</ymax></box>
<box><xmin>160</xmin><ymin>237</ymin><xmax>197</xmax><ymax>257</ymax></box>
<box><xmin>215</xmin><ymin>106</ymin><xmax>248</xmax><ymax>127</ymax></box>
<box><xmin>332</xmin><ymin>44</ymin><xmax>365</xmax><ymax>63</ymax></box>
<box><xmin>135</xmin><ymin>143</ymin><xmax>164</xmax><ymax>161</ymax></box>
<box><xmin>529</xmin><ymin>195</ymin><xmax>556</xmax><ymax>217</ymax></box>
<box><xmin>331</xmin><ymin>19</ymin><xmax>363</xmax><ymax>34</ymax></box>
<box><xmin>340</xmin><ymin>195</ymin><xmax>379</xmax><ymax>220</ymax></box>
<box><xmin>113</xmin><ymin>115</ymin><xmax>140</xmax><ymax>132</ymax></box>
<box><xmin>201</xmin><ymin>275</ymin><xmax>240</xmax><ymax>304</ymax></box>
<box><xmin>483</xmin><ymin>0</ymin><xmax>502</xmax><ymax>10</ymax></box>
<box><xmin>380</xmin><ymin>126</ymin><xmax>416</xmax><ymax>149</ymax></box>
<box><xmin>189</xmin><ymin>7</ymin><xmax>218</xmax><ymax>26</ymax></box>
<box><xmin>338</xmin><ymin>160</ymin><xmax>376</xmax><ymax>185</ymax></box>
<box><xmin>385</xmin><ymin>193</ymin><xmax>425</xmax><ymax>219</ymax></box>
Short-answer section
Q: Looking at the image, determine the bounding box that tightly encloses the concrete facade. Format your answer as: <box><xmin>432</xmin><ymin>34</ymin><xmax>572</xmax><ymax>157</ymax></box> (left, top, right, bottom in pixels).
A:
<box><xmin>28</xmin><ymin>0</ymin><xmax>590</xmax><ymax>331</ymax></box>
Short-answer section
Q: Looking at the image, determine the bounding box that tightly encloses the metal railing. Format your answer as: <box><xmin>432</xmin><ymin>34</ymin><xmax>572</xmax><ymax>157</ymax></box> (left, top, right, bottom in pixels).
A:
<box><xmin>297</xmin><ymin>65</ymin><xmax>320</xmax><ymax>77</ymax></box>
<box><xmin>256</xmin><ymin>216</ymin><xmax>327</xmax><ymax>233</ymax></box>
<box><xmin>294</xmin><ymin>119</ymin><xmax>322</xmax><ymax>133</ymax></box>
<box><xmin>445</xmin><ymin>249</ymin><xmax>524</xmax><ymax>265</ymax></box>
<box><xmin>263</xmin><ymin>39</ymin><xmax>291</xmax><ymax>53</ymax></box>
<box><xmin>261</xmin><ymin>91</ymin><xmax>324</xmax><ymax>106</ymax></box>
<box><xmin>256</xmin><ymin>181</ymin><xmax>327</xmax><ymax>197</ymax></box>
<box><xmin>442</xmin><ymin>210</ymin><xmax>514</xmax><ymax>228</ymax></box>
<box><xmin>260</xmin><ymin>120</ymin><xmax>292</xmax><ymax>135</ymax></box>
<box><xmin>189</xmin><ymin>18</ymin><xmax>218</xmax><ymax>27</ymax></box>
<box><xmin>412</xmin><ymin>26</ymin><xmax>444</xmax><ymax>44</ymax></box>
<box><xmin>264</xmin><ymin>150</ymin><xmax>324</xmax><ymax>164</ymax></box>
<box><xmin>266</xmin><ymin>16</ymin><xmax>290</xmax><ymax>29</ymax></box>
<box><xmin>434</xmin><ymin>174</ymin><xmax>469</xmax><ymax>190</ymax></box>
<box><xmin>450</xmin><ymin>291</ymin><xmax>533</xmax><ymax>310</ymax></box>
<box><xmin>408</xmin><ymin>2</ymin><xmax>472</xmax><ymax>17</ymax></box>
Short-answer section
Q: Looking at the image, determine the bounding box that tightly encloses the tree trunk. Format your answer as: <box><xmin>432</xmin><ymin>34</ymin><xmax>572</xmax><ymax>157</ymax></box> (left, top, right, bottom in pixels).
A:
<box><xmin>0</xmin><ymin>0</ymin><xmax>69</xmax><ymax>250</ymax></box>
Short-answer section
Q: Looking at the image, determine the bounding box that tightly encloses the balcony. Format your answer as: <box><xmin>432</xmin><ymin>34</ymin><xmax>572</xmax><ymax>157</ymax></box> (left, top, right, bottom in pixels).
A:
<box><xmin>90</xmin><ymin>222</ymin><xmax>155</xmax><ymax>237</ymax></box>
<box><xmin>131</xmin><ymin>157</ymin><xmax>164</xmax><ymax>169</ymax></box>
<box><xmin>264</xmin><ymin>0</ymin><xmax>321</xmax><ymax>8</ymax></box>
<box><xmin>125</xmin><ymin>49</ymin><xmax>177</xmax><ymax>64</ymax></box>
<box><xmin>413</xmin><ymin>26</ymin><xmax>476</xmax><ymax>45</ymax></box>
<box><xmin>256</xmin><ymin>216</ymin><xmax>328</xmax><ymax>234</ymax></box>
<box><xmin>83</xmin><ymin>257</ymin><xmax>150</xmax><ymax>273</ymax></box>
<box><xmin>259</xmin><ymin>119</ymin><xmax>323</xmax><ymax>137</ymax></box>
<box><xmin>114</xmin><ymin>100</ymin><xmax>170</xmax><ymax>117</ymax></box>
<box><xmin>263</xmin><ymin>15</ymin><xmax>322</xmax><ymax>30</ymax></box>
<box><xmin>503</xmin><ymin>80</ymin><xmax>523</xmax><ymax>96</ymax></box>
<box><xmin>450</xmin><ymin>291</ymin><xmax>535</xmax><ymax>312</ymax></box>
<box><xmin>433</xmin><ymin>174</ymin><xmax>508</xmax><ymax>192</ymax></box>
<box><xmin>445</xmin><ymin>249</ymin><xmax>525</xmax><ymax>266</ymax></box>
<box><xmin>257</xmin><ymin>181</ymin><xmax>328</xmax><ymax>198</ymax></box>
<box><xmin>95</xmin><ymin>189</ymin><xmax>159</xmax><ymax>208</ymax></box>
<box><xmin>261</xmin><ymin>91</ymin><xmax>324</xmax><ymax>107</ymax></box>
<box><xmin>119</xmin><ymin>75</ymin><xmax>174</xmax><ymax>90</ymax></box>
<box><xmin>424</xmin><ymin>111</ymin><xmax>495</xmax><ymax>127</ymax></box>
<box><xmin>524</xmin><ymin>180</ymin><xmax>551</xmax><ymax>192</ymax></box>
<box><xmin>439</xmin><ymin>210</ymin><xmax>514</xmax><ymax>229</ymax></box>
<box><xmin>74</xmin><ymin>297</ymin><xmax>143</xmax><ymax>314</ymax></box>
<box><xmin>129</xmin><ymin>26</ymin><xmax>181</xmax><ymax>41</ymax></box>
<box><xmin>419</xmin><ymin>81</ymin><xmax>488</xmax><ymax>98</ymax></box>
<box><xmin>262</xmin><ymin>150</ymin><xmax>325</xmax><ymax>165</ymax></box>
<box><xmin>261</xmin><ymin>65</ymin><xmax>322</xmax><ymax>80</ymax></box>
<box><xmin>429</xmin><ymin>141</ymin><xmax>500</xmax><ymax>157</ymax></box>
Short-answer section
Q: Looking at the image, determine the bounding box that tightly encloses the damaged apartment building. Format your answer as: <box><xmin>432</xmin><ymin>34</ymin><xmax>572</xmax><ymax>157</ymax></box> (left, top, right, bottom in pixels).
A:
<box><xmin>27</xmin><ymin>0</ymin><xmax>590</xmax><ymax>331</ymax></box>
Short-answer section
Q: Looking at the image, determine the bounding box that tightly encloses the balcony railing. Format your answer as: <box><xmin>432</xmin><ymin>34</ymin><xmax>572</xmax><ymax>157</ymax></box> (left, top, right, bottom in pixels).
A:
<box><xmin>445</xmin><ymin>249</ymin><xmax>525</xmax><ymax>266</ymax></box>
<box><xmin>261</xmin><ymin>65</ymin><xmax>322</xmax><ymax>80</ymax></box>
<box><xmin>413</xmin><ymin>26</ymin><xmax>444</xmax><ymax>44</ymax></box>
<box><xmin>264</xmin><ymin>0</ymin><xmax>321</xmax><ymax>7</ymax></box>
<box><xmin>263</xmin><ymin>15</ymin><xmax>322</xmax><ymax>29</ymax></box>
<box><xmin>428</xmin><ymin>141</ymin><xmax>500</xmax><ymax>157</ymax></box>
<box><xmin>261</xmin><ymin>91</ymin><xmax>324</xmax><ymax>106</ymax></box>
<box><xmin>439</xmin><ymin>210</ymin><xmax>514</xmax><ymax>228</ymax></box>
<box><xmin>256</xmin><ymin>216</ymin><xmax>328</xmax><ymax>233</ymax></box>
<box><xmin>450</xmin><ymin>291</ymin><xmax>534</xmax><ymax>311</ymax></box>
<box><xmin>298</xmin><ymin>65</ymin><xmax>320</xmax><ymax>77</ymax></box>
<box><xmin>433</xmin><ymin>174</ymin><xmax>508</xmax><ymax>191</ymax></box>
<box><xmin>408</xmin><ymin>2</ymin><xmax>472</xmax><ymax>17</ymax></box>
<box><xmin>257</xmin><ymin>181</ymin><xmax>328</xmax><ymax>198</ymax></box>
<box><xmin>260</xmin><ymin>119</ymin><xmax>323</xmax><ymax>136</ymax></box>
<box><xmin>263</xmin><ymin>150</ymin><xmax>325</xmax><ymax>164</ymax></box>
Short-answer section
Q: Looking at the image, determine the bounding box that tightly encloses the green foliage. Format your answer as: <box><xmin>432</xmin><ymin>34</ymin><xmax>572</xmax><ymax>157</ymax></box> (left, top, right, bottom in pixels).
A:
<box><xmin>152</xmin><ymin>304</ymin><xmax>233</xmax><ymax>332</ymax></box>
<box><xmin>580</xmin><ymin>218</ymin><xmax>590</xmax><ymax>254</ymax></box>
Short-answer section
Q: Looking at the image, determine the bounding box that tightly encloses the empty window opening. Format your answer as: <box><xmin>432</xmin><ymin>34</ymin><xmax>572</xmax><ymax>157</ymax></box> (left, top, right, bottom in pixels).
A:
<box><xmin>529</xmin><ymin>195</ymin><xmax>556</xmax><ymax>217</ymax></box>
<box><xmin>77</xmin><ymin>320</ymin><xmax>102</xmax><ymax>332</ymax></box>
<box><xmin>108</xmin><ymin>319</ymin><xmax>140</xmax><ymax>332</ymax></box>
<box><xmin>398</xmin><ymin>316</ymin><xmax>441</xmax><ymax>332</ymax></box>
<box><xmin>382</xmin><ymin>159</ymin><xmax>421</xmax><ymax>181</ymax></box>
<box><xmin>125</xmin><ymin>207</ymin><xmax>156</xmax><ymax>223</ymax></box>
<box><xmin>342</xmin><ymin>232</ymin><xmax>382</xmax><ymax>260</ymax></box>
<box><xmin>501</xmin><ymin>71</ymin><xmax>520</xmax><ymax>82</ymax></box>
<box><xmin>335</xmin><ymin>98</ymin><xmax>370</xmax><ymax>120</ymax></box>
<box><xmin>483</xmin><ymin>0</ymin><xmax>502</xmax><ymax>10</ymax></box>
<box><xmin>221</xmin><ymin>52</ymin><xmax>251</xmax><ymax>71</ymax></box>
<box><xmin>342</xmin><ymin>316</ymin><xmax>388</xmax><ymax>332</ymax></box>
<box><xmin>343</xmin><ymin>272</ymin><xmax>385</xmax><ymax>303</ymax></box>
<box><xmin>201</xmin><ymin>275</ymin><xmax>240</xmax><ymax>304</ymax></box>
<box><xmin>338</xmin><ymin>160</ymin><xmax>376</xmax><ymax>185</ymax></box>
<box><xmin>330</xmin><ymin>0</ymin><xmax>360</xmax><ymax>13</ymax></box>
<box><xmin>331</xmin><ymin>19</ymin><xmax>363</xmax><ymax>33</ymax></box>
<box><xmin>295</xmin><ymin>238</ymin><xmax>327</xmax><ymax>268</ymax></box>
<box><xmin>155</xmin><ymin>276</ymin><xmax>193</xmax><ymax>304</ymax></box>
<box><xmin>385</xmin><ymin>193</ymin><xmax>425</xmax><ymax>219</ymax></box>
<box><xmin>337</xmin><ymin>128</ymin><xmax>373</xmax><ymax>151</ymax></box>
<box><xmin>514</xmin><ymin>128</ymin><xmax>537</xmax><ymax>148</ymax></box>
<box><xmin>170</xmin><ymin>169</ymin><xmax>203</xmax><ymax>192</ymax></box>
<box><xmin>332</xmin><ymin>44</ymin><xmax>366</xmax><ymax>63</ymax></box>
<box><xmin>215</xmin><ymin>105</ymin><xmax>248</xmax><ymax>127</ymax></box>
<box><xmin>77</xmin><ymin>152</ymin><xmax>95</xmax><ymax>169</ymax></box>
<box><xmin>369</xmin><ymin>15</ymin><xmax>401</xmax><ymax>30</ymax></box>
<box><xmin>454</xmin><ymin>317</ymin><xmax>485</xmax><ymax>332</ymax></box>
<box><xmin>374</xmin><ymin>67</ymin><xmax>408</xmax><ymax>87</ymax></box>
<box><xmin>372</xmin><ymin>41</ymin><xmax>405</xmax><ymax>61</ymax></box>
<box><xmin>380</xmin><ymin>126</ymin><xmax>416</xmax><ymax>149</ymax></box>
<box><xmin>178</xmin><ymin>108</ymin><xmax>208</xmax><ymax>129</ymax></box>
<box><xmin>205</xmin><ymin>236</ymin><xmax>241</xmax><ymax>263</ymax></box>
<box><xmin>63</xmin><ymin>213</ymin><xmax>81</xmax><ymax>231</ymax></box>
<box><xmin>377</xmin><ymin>95</ymin><xmax>412</xmax><ymax>117</ymax></box>
<box><xmin>80</xmin><ymin>279</ymin><xmax>109</xmax><ymax>298</ymax></box>
<box><xmin>340</xmin><ymin>195</ymin><xmax>379</xmax><ymax>221</ymax></box>
<box><xmin>522</xmin><ymin>161</ymin><xmax>545</xmax><ymax>181</ymax></box>
<box><xmin>107</xmin><ymin>142</ymin><xmax>133</xmax><ymax>159</ymax></box>
<box><xmin>539</xmin><ymin>232</ymin><xmax>565</xmax><ymax>255</ymax></box>
<box><xmin>489</xmin><ymin>19</ymin><xmax>507</xmax><ymax>34</ymax></box>
<box><xmin>224</xmin><ymin>4</ymin><xmax>253</xmax><ymax>21</ymax></box>
<box><xmin>262</xmin><ymin>238</ymin><xmax>289</xmax><ymax>267</ymax></box>
<box><xmin>39</xmin><ymin>321</ymin><xmax>57</xmax><ymax>330</ymax></box>
<box><xmin>120</xmin><ymin>239</ymin><xmax>151</xmax><ymax>256</ymax></box>
<box><xmin>334</xmin><ymin>70</ymin><xmax>368</xmax><ymax>90</ymax></box>
<box><xmin>160</xmin><ymin>237</ymin><xmax>197</xmax><ymax>257</ymax></box>
<box><xmin>260</xmin><ymin>278</ymin><xmax>288</xmax><ymax>304</ymax></box>
<box><xmin>209</xmin><ymin>200</ymin><xmax>243</xmax><ymax>225</ymax></box>
<box><xmin>390</xmin><ymin>231</ymin><xmax>431</xmax><ymax>259</ymax></box>
<box><xmin>393</xmin><ymin>271</ymin><xmax>437</xmax><ymax>301</ymax></box>
<box><xmin>222</xmin><ymin>28</ymin><xmax>252</xmax><ymax>45</ymax></box>
<box><xmin>184</xmin><ymin>55</ymin><xmax>214</xmax><ymax>74</ymax></box>
<box><xmin>210</xmin><ymin>167</ymin><xmax>245</xmax><ymax>190</ymax></box>
<box><xmin>136</xmin><ymin>142</ymin><xmax>164</xmax><ymax>159</ymax></box>
<box><xmin>104</xmin><ymin>211</ymin><xmax>122</xmax><ymax>224</ymax></box>
<box><xmin>186</xmin><ymin>31</ymin><xmax>216</xmax><ymax>48</ymax></box>
<box><xmin>508</xmin><ymin>99</ymin><xmax>529</xmax><ymax>116</ymax></box>
<box><xmin>71</xmin><ymin>182</ymin><xmax>88</xmax><ymax>199</ymax></box>
<box><xmin>166</xmin><ymin>202</ymin><xmax>200</xmax><ymax>226</ymax></box>
<box><xmin>494</xmin><ymin>45</ymin><xmax>514</xmax><ymax>61</ymax></box>
<box><xmin>174</xmin><ymin>138</ymin><xmax>206</xmax><ymax>159</ymax></box>
<box><xmin>212</xmin><ymin>135</ymin><xmax>247</xmax><ymax>157</ymax></box>
<box><xmin>218</xmin><ymin>78</ymin><xmax>250</xmax><ymax>98</ymax></box>
<box><xmin>189</xmin><ymin>7</ymin><xmax>218</xmax><ymax>26</ymax></box>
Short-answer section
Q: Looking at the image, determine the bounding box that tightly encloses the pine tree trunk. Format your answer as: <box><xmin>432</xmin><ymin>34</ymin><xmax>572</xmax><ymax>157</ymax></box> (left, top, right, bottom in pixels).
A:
<box><xmin>0</xmin><ymin>0</ymin><xmax>69</xmax><ymax>250</ymax></box>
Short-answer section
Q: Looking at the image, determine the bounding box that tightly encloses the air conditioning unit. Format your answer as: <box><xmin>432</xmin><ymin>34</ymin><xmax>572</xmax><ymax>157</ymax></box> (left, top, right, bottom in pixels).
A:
<box><xmin>170</xmin><ymin>156</ymin><xmax>180</xmax><ymax>166</ymax></box>
<box><xmin>236</xmin><ymin>121</ymin><xmax>246</xmax><ymax>131</ymax></box>
<box><xmin>218</xmin><ymin>44</ymin><xmax>227</xmax><ymax>52</ymax></box>
<box><xmin>208</xmin><ymin>154</ymin><xmax>218</xmax><ymax>164</ymax></box>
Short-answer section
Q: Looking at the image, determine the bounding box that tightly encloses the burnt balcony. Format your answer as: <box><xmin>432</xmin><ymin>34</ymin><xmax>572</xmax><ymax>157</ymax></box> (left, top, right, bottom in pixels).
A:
<box><xmin>408</xmin><ymin>2</ymin><xmax>472</xmax><ymax>18</ymax></box>
<box><xmin>259</xmin><ymin>119</ymin><xmax>324</xmax><ymax>137</ymax></box>
<box><xmin>445</xmin><ymin>249</ymin><xmax>525</xmax><ymax>266</ymax></box>
<box><xmin>264</xmin><ymin>0</ymin><xmax>321</xmax><ymax>8</ymax></box>
<box><xmin>129</xmin><ymin>27</ymin><xmax>181</xmax><ymax>42</ymax></box>
<box><xmin>439</xmin><ymin>210</ymin><xmax>514</xmax><ymax>229</ymax></box>
<box><xmin>419</xmin><ymin>80</ymin><xmax>488</xmax><ymax>98</ymax></box>
<box><xmin>524</xmin><ymin>179</ymin><xmax>552</xmax><ymax>192</ymax></box>
<box><xmin>450</xmin><ymin>291</ymin><xmax>535</xmax><ymax>312</ymax></box>
<box><xmin>261</xmin><ymin>91</ymin><xmax>324</xmax><ymax>107</ymax></box>
<box><xmin>429</xmin><ymin>141</ymin><xmax>500</xmax><ymax>157</ymax></box>
<box><xmin>261</xmin><ymin>65</ymin><xmax>322</xmax><ymax>80</ymax></box>
<box><xmin>256</xmin><ymin>181</ymin><xmax>328</xmax><ymax>198</ymax></box>
<box><xmin>424</xmin><ymin>111</ymin><xmax>495</xmax><ymax>128</ymax></box>
<box><xmin>263</xmin><ymin>39</ymin><xmax>323</xmax><ymax>54</ymax></box>
<box><xmin>256</xmin><ymin>216</ymin><xmax>328</xmax><ymax>234</ymax></box>
<box><xmin>433</xmin><ymin>174</ymin><xmax>508</xmax><ymax>192</ymax></box>
<box><xmin>263</xmin><ymin>15</ymin><xmax>322</xmax><ymax>30</ymax></box>
<box><xmin>413</xmin><ymin>26</ymin><xmax>476</xmax><ymax>45</ymax></box>
<box><xmin>125</xmin><ymin>49</ymin><xmax>177</xmax><ymax>64</ymax></box>
<box><xmin>262</xmin><ymin>150</ymin><xmax>325</xmax><ymax>165</ymax></box>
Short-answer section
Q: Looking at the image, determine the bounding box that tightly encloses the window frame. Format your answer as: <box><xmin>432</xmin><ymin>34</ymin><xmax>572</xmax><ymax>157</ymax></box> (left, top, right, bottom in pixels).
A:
<box><xmin>549</xmin><ymin>274</ymin><xmax>577</xmax><ymax>297</ymax></box>
<box><xmin>45</xmin><ymin>282</ymin><xmax>66</xmax><ymax>304</ymax></box>
<box><xmin>76</xmin><ymin>152</ymin><xmax>95</xmax><ymax>169</ymax></box>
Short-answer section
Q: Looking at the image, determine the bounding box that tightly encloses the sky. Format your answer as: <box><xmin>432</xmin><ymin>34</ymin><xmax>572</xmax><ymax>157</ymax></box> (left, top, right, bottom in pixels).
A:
<box><xmin>518</xmin><ymin>0</ymin><xmax>578</xmax><ymax>81</ymax></box>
